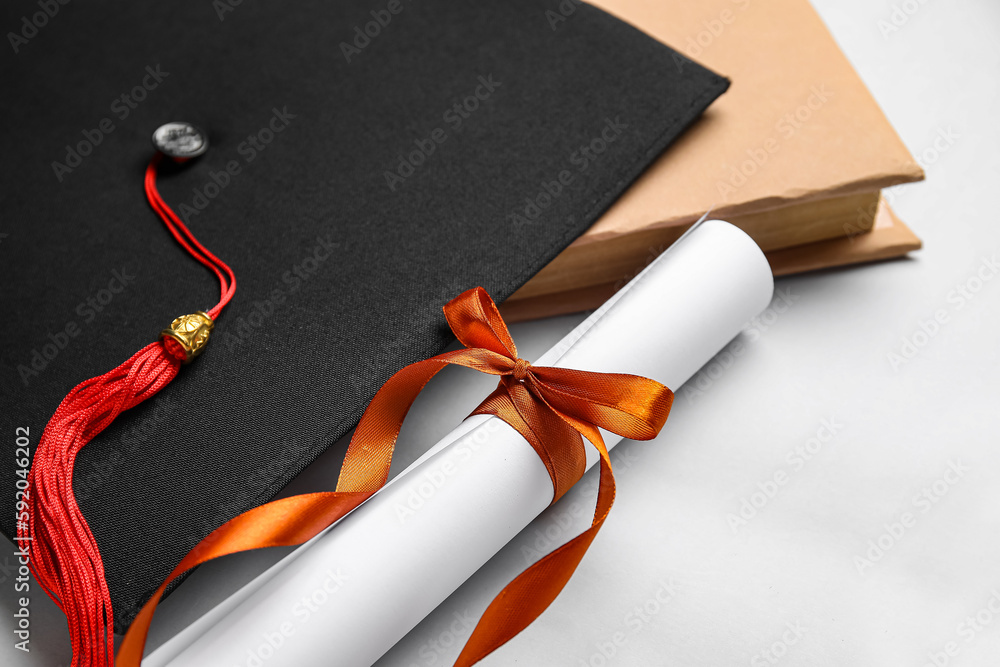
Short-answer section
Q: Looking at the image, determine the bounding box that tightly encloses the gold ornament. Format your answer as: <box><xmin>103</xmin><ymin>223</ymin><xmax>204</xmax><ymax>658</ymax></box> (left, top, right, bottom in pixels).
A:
<box><xmin>160</xmin><ymin>311</ymin><xmax>214</xmax><ymax>363</ymax></box>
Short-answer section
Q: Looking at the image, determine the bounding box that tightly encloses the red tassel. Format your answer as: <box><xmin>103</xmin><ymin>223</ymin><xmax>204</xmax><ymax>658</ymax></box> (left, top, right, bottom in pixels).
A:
<box><xmin>19</xmin><ymin>344</ymin><xmax>182</xmax><ymax>666</ymax></box>
<box><xmin>18</xmin><ymin>148</ymin><xmax>235</xmax><ymax>666</ymax></box>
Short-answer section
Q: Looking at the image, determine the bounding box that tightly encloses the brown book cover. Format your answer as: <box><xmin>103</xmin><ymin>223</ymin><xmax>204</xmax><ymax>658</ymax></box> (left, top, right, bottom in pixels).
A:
<box><xmin>501</xmin><ymin>197</ymin><xmax>920</xmax><ymax>322</ymax></box>
<box><xmin>513</xmin><ymin>0</ymin><xmax>924</xmax><ymax>304</ymax></box>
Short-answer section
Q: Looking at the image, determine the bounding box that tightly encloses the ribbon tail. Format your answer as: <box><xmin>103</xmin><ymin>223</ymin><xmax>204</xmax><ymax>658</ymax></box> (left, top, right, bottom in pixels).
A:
<box><xmin>116</xmin><ymin>490</ymin><xmax>372</xmax><ymax>666</ymax></box>
<box><xmin>454</xmin><ymin>432</ymin><xmax>616</xmax><ymax>667</ymax></box>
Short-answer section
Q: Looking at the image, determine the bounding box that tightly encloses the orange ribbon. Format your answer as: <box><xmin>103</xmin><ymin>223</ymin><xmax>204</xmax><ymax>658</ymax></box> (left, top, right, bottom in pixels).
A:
<box><xmin>117</xmin><ymin>287</ymin><xmax>673</xmax><ymax>666</ymax></box>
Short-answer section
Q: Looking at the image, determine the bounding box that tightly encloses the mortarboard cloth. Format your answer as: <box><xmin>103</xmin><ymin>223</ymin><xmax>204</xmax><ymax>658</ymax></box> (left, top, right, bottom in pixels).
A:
<box><xmin>0</xmin><ymin>0</ymin><xmax>727</xmax><ymax>631</ymax></box>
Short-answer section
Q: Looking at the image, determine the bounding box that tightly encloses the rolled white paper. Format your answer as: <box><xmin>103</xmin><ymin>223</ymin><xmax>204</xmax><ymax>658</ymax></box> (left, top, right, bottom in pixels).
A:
<box><xmin>148</xmin><ymin>220</ymin><xmax>773</xmax><ymax>667</ymax></box>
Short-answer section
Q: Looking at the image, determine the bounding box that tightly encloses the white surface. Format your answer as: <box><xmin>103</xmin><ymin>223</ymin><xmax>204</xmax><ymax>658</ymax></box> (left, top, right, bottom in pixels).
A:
<box><xmin>3</xmin><ymin>0</ymin><xmax>999</xmax><ymax>664</ymax></box>
<box><xmin>147</xmin><ymin>220</ymin><xmax>773</xmax><ymax>667</ymax></box>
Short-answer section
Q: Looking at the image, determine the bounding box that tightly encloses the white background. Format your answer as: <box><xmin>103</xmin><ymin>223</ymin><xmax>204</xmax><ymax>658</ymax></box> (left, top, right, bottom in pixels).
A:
<box><xmin>3</xmin><ymin>0</ymin><xmax>999</xmax><ymax>664</ymax></box>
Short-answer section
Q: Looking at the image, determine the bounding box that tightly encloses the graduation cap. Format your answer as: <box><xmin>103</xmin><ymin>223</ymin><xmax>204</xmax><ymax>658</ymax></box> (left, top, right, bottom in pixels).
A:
<box><xmin>0</xmin><ymin>0</ymin><xmax>727</xmax><ymax>657</ymax></box>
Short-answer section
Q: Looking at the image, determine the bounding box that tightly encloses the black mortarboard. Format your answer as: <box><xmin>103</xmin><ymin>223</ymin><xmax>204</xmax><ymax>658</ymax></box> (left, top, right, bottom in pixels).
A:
<box><xmin>0</xmin><ymin>0</ymin><xmax>727</xmax><ymax>631</ymax></box>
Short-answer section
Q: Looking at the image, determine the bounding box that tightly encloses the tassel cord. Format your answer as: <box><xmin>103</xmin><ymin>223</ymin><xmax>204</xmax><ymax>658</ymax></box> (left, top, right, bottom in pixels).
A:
<box><xmin>18</xmin><ymin>153</ymin><xmax>236</xmax><ymax>667</ymax></box>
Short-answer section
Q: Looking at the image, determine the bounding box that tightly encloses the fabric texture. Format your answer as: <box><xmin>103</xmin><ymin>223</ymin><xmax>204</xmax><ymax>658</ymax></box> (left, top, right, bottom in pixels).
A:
<box><xmin>0</xmin><ymin>0</ymin><xmax>727</xmax><ymax>630</ymax></box>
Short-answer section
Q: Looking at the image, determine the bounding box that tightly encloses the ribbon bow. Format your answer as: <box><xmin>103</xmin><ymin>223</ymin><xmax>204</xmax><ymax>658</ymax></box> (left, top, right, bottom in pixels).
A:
<box><xmin>118</xmin><ymin>287</ymin><xmax>673</xmax><ymax>666</ymax></box>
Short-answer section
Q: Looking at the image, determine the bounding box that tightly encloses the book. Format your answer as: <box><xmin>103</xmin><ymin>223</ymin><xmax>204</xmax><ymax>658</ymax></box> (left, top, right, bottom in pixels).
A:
<box><xmin>509</xmin><ymin>0</ymin><xmax>924</xmax><ymax>311</ymax></box>
<box><xmin>501</xmin><ymin>196</ymin><xmax>918</xmax><ymax>322</ymax></box>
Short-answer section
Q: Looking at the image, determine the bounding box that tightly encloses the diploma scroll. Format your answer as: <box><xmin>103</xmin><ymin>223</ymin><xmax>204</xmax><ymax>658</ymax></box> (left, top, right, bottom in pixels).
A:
<box><xmin>149</xmin><ymin>219</ymin><xmax>774</xmax><ymax>666</ymax></box>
